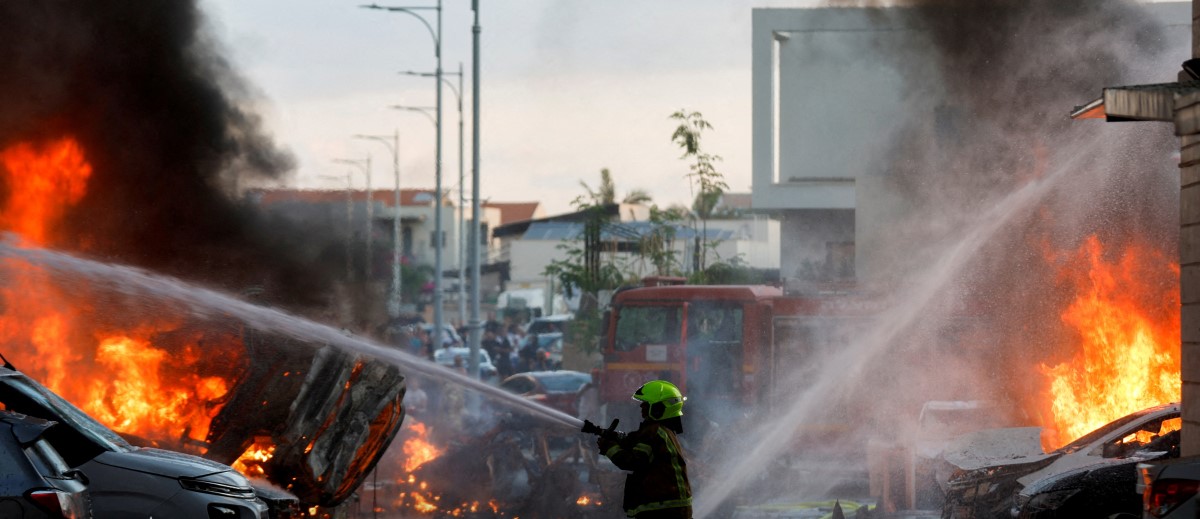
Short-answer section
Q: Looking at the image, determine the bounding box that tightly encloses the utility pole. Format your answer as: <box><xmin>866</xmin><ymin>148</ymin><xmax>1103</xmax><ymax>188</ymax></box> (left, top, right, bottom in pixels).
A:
<box><xmin>467</xmin><ymin>0</ymin><xmax>483</xmax><ymax>378</ymax></box>
<box><xmin>361</xmin><ymin>0</ymin><xmax>444</xmax><ymax>351</ymax></box>
<box><xmin>352</xmin><ymin>132</ymin><xmax>403</xmax><ymax>317</ymax></box>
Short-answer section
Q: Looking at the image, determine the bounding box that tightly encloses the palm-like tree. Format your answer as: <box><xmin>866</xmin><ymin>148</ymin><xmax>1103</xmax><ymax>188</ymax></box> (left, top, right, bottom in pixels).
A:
<box><xmin>580</xmin><ymin>168</ymin><xmax>653</xmax><ymax>206</ymax></box>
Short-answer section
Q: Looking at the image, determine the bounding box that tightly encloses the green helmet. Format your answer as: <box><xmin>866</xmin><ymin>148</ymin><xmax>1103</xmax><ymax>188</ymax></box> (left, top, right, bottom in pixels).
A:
<box><xmin>632</xmin><ymin>380</ymin><xmax>685</xmax><ymax>420</ymax></box>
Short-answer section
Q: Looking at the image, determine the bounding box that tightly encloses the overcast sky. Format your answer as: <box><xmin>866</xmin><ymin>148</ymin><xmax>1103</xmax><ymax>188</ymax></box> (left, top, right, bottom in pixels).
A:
<box><xmin>199</xmin><ymin>1</ymin><xmax>821</xmax><ymax>214</ymax></box>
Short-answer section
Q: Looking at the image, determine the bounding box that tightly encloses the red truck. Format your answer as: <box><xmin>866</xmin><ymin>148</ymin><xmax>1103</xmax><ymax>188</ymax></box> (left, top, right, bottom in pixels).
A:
<box><xmin>593</xmin><ymin>279</ymin><xmax>885</xmax><ymax>440</ymax></box>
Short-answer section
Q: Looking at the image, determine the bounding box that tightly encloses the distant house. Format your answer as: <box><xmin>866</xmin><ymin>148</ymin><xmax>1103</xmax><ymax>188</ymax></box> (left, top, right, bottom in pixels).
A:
<box><xmin>492</xmin><ymin>202</ymin><xmax>778</xmax><ymax>293</ymax></box>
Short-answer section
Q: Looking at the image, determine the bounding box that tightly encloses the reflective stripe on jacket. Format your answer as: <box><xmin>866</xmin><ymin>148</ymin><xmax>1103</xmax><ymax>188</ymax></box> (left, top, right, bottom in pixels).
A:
<box><xmin>602</xmin><ymin>420</ymin><xmax>692</xmax><ymax>517</ymax></box>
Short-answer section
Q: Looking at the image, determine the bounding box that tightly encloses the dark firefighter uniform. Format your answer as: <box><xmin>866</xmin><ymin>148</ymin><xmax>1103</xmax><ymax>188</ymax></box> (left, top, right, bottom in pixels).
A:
<box><xmin>599</xmin><ymin>380</ymin><xmax>692</xmax><ymax>519</ymax></box>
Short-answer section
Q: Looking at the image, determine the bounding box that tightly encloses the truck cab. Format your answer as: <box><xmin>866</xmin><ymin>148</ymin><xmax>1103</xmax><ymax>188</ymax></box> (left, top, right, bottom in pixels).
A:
<box><xmin>599</xmin><ymin>285</ymin><xmax>778</xmax><ymax>431</ymax></box>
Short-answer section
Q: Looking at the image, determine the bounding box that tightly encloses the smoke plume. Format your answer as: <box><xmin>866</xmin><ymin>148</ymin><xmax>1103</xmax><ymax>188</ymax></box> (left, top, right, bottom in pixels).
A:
<box><xmin>0</xmin><ymin>1</ymin><xmax>343</xmax><ymax>310</ymax></box>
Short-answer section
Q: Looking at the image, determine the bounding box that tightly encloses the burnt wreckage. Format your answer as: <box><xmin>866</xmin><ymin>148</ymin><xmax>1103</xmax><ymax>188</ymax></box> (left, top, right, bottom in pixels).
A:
<box><xmin>158</xmin><ymin>328</ymin><xmax>406</xmax><ymax>507</ymax></box>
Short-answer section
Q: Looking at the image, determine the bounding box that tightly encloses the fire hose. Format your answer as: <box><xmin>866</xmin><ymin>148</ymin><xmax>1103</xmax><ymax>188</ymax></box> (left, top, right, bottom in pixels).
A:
<box><xmin>580</xmin><ymin>418</ymin><xmax>624</xmax><ymax>441</ymax></box>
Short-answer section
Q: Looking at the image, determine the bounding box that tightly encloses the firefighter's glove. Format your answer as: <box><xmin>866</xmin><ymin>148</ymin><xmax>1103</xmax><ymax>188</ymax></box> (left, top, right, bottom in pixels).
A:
<box><xmin>597</xmin><ymin>436</ymin><xmax>617</xmax><ymax>455</ymax></box>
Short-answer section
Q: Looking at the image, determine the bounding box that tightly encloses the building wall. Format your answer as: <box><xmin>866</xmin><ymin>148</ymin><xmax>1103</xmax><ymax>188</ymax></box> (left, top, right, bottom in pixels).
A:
<box><xmin>751</xmin><ymin>7</ymin><xmax>937</xmax><ymax>282</ymax></box>
<box><xmin>508</xmin><ymin>240</ymin><xmax>566</xmax><ymax>288</ymax></box>
<box><xmin>701</xmin><ymin>217</ymin><xmax>781</xmax><ymax>269</ymax></box>
<box><xmin>1181</xmin><ymin>0</ymin><xmax>1200</xmax><ymax>455</ymax></box>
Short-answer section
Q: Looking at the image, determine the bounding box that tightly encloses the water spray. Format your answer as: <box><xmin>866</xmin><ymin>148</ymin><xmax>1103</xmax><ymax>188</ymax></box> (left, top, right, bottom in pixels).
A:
<box><xmin>0</xmin><ymin>235</ymin><xmax>584</xmax><ymax>431</ymax></box>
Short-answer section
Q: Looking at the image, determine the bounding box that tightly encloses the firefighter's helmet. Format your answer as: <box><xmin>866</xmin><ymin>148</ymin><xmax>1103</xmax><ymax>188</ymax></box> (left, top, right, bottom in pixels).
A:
<box><xmin>632</xmin><ymin>380</ymin><xmax>685</xmax><ymax>420</ymax></box>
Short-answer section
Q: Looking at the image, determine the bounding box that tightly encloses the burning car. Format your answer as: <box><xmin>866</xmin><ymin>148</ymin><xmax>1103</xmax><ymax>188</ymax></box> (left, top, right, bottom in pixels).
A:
<box><xmin>0</xmin><ymin>363</ymin><xmax>270</xmax><ymax>518</ymax></box>
<box><xmin>2</xmin><ymin>321</ymin><xmax>406</xmax><ymax>512</ymax></box>
<box><xmin>941</xmin><ymin>402</ymin><xmax>1180</xmax><ymax>518</ymax></box>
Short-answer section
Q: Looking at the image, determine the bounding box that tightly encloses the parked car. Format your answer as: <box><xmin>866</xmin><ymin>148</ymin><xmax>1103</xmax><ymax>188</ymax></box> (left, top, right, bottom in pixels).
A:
<box><xmin>498</xmin><ymin>371</ymin><xmax>593</xmax><ymax>417</ymax></box>
<box><xmin>525</xmin><ymin>314</ymin><xmax>572</xmax><ymax>336</ymax></box>
<box><xmin>519</xmin><ymin>333</ymin><xmax>565</xmax><ymax>370</ymax></box>
<box><xmin>422</xmin><ymin>323</ymin><xmax>462</xmax><ymax>346</ymax></box>
<box><xmin>941</xmin><ymin>402</ymin><xmax>1180</xmax><ymax>519</ymax></box>
<box><xmin>0</xmin><ymin>409</ymin><xmax>91</xmax><ymax>519</ymax></box>
<box><xmin>1136</xmin><ymin>453</ymin><xmax>1200</xmax><ymax>519</ymax></box>
<box><xmin>0</xmin><ymin>364</ymin><xmax>271</xmax><ymax>519</ymax></box>
<box><xmin>434</xmin><ymin>346</ymin><xmax>498</xmax><ymax>381</ymax></box>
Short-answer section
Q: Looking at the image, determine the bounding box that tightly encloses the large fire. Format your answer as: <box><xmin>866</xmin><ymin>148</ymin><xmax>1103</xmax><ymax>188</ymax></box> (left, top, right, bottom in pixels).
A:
<box><xmin>0</xmin><ymin>136</ymin><xmax>243</xmax><ymax>451</ymax></box>
<box><xmin>0</xmin><ymin>137</ymin><xmax>91</xmax><ymax>246</ymax></box>
<box><xmin>1040</xmin><ymin>235</ymin><xmax>1181</xmax><ymax>448</ymax></box>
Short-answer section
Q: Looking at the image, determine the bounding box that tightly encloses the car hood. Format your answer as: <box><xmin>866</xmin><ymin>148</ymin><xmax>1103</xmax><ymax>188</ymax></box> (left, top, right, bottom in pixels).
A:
<box><xmin>942</xmin><ymin>427</ymin><xmax>1057</xmax><ymax>471</ymax></box>
<box><xmin>1017</xmin><ymin>448</ymin><xmax>1171</xmax><ymax>489</ymax></box>
<box><xmin>91</xmin><ymin>448</ymin><xmax>233</xmax><ymax>479</ymax></box>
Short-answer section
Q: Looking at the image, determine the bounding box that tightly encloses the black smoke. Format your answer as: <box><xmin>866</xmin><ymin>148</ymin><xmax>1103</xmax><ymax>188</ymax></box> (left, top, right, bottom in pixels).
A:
<box><xmin>0</xmin><ymin>1</ymin><xmax>342</xmax><ymax>310</ymax></box>
<box><xmin>862</xmin><ymin>0</ymin><xmax>1182</xmax><ymax>423</ymax></box>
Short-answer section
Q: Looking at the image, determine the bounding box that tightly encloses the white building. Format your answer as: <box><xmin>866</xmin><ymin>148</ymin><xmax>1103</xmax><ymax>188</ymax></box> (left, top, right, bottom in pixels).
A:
<box><xmin>495</xmin><ymin>202</ymin><xmax>779</xmax><ymax>292</ymax></box>
<box><xmin>753</xmin><ymin>7</ymin><xmax>927</xmax><ymax>284</ymax></box>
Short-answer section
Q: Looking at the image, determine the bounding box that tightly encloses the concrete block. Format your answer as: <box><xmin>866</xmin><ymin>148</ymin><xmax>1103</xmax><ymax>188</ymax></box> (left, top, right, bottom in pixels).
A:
<box><xmin>1183</xmin><ymin>225</ymin><xmax>1200</xmax><ymax>265</ymax></box>
<box><xmin>1185</xmin><ymin>185</ymin><xmax>1200</xmax><ymax>224</ymax></box>
<box><xmin>1178</xmin><ymin>90</ymin><xmax>1200</xmax><ymax>135</ymax></box>
<box><xmin>1185</xmin><ymin>417</ymin><xmax>1200</xmax><ymax>456</ymax></box>
<box><xmin>1184</xmin><ymin>342</ymin><xmax>1200</xmax><ymax>383</ymax></box>
<box><xmin>1183</xmin><ymin>162</ymin><xmax>1200</xmax><ymax>188</ymax></box>
<box><xmin>1183</xmin><ymin>305</ymin><xmax>1200</xmax><ymax>343</ymax></box>
<box><xmin>1184</xmin><ymin>266</ymin><xmax>1200</xmax><ymax>304</ymax></box>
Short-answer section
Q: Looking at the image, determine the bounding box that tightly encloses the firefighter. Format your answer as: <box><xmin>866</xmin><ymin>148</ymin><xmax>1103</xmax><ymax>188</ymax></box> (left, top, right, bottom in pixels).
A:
<box><xmin>597</xmin><ymin>380</ymin><xmax>693</xmax><ymax>519</ymax></box>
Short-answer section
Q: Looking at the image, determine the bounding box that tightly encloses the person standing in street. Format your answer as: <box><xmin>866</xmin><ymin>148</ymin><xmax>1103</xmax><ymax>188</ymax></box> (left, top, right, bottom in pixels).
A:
<box><xmin>597</xmin><ymin>380</ymin><xmax>692</xmax><ymax>519</ymax></box>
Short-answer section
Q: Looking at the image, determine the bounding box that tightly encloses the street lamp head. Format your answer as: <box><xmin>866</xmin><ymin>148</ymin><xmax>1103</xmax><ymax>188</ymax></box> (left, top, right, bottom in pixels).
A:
<box><xmin>389</xmin><ymin>105</ymin><xmax>436</xmax><ymax>112</ymax></box>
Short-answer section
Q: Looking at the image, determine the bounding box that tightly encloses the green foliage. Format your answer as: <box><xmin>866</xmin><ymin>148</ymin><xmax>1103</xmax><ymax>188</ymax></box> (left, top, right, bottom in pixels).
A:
<box><xmin>542</xmin><ymin>198</ymin><xmax>629</xmax><ymax>297</ymax></box>
<box><xmin>637</xmin><ymin>205</ymin><xmax>684</xmax><ymax>277</ymax></box>
<box><xmin>670</xmin><ymin>110</ymin><xmax>729</xmax><ymax>271</ymax></box>
<box><xmin>565</xmin><ymin>306</ymin><xmax>604</xmax><ymax>356</ymax></box>
<box><xmin>579</xmin><ymin>168</ymin><xmax>653</xmax><ymax>206</ymax></box>
<box><xmin>699</xmin><ymin>261</ymin><xmax>760</xmax><ymax>285</ymax></box>
<box><xmin>670</xmin><ymin>110</ymin><xmax>729</xmax><ymax>202</ymax></box>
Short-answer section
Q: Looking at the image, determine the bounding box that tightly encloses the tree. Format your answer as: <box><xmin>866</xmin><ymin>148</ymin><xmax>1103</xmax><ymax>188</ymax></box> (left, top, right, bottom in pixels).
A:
<box><xmin>579</xmin><ymin>168</ymin><xmax>653</xmax><ymax>206</ymax></box>
<box><xmin>670</xmin><ymin>110</ymin><xmax>728</xmax><ymax>274</ymax></box>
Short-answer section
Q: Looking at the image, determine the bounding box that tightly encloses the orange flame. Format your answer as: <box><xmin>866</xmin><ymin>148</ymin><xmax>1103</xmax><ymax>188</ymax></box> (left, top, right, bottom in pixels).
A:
<box><xmin>0</xmin><ymin>137</ymin><xmax>91</xmax><ymax>246</ymax></box>
<box><xmin>1040</xmin><ymin>236</ymin><xmax>1180</xmax><ymax>448</ymax></box>
<box><xmin>233</xmin><ymin>439</ymin><xmax>277</xmax><ymax>478</ymax></box>
<box><xmin>402</xmin><ymin>421</ymin><xmax>443</xmax><ymax>472</ymax></box>
<box><xmin>0</xmin><ymin>136</ymin><xmax>242</xmax><ymax>450</ymax></box>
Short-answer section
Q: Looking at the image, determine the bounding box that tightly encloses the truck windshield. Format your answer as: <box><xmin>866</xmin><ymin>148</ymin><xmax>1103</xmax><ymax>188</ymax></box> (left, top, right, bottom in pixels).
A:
<box><xmin>615</xmin><ymin>306</ymin><xmax>682</xmax><ymax>351</ymax></box>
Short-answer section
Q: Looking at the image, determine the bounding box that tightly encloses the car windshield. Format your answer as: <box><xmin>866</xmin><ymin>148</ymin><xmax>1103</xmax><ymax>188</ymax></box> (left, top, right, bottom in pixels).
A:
<box><xmin>615</xmin><ymin>306</ymin><xmax>682</xmax><ymax>351</ymax></box>
<box><xmin>1056</xmin><ymin>408</ymin><xmax>1165</xmax><ymax>455</ymax></box>
<box><xmin>538</xmin><ymin>374</ymin><xmax>591</xmax><ymax>392</ymax></box>
<box><xmin>528</xmin><ymin>320</ymin><xmax>566</xmax><ymax>335</ymax></box>
<box><xmin>0</xmin><ymin>373</ymin><xmax>132</xmax><ymax>453</ymax></box>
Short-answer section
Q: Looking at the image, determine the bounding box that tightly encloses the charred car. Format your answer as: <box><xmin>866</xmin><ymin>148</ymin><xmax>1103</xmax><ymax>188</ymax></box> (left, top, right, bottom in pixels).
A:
<box><xmin>941</xmin><ymin>402</ymin><xmax>1180</xmax><ymax>519</ymax></box>
<box><xmin>200</xmin><ymin>333</ymin><xmax>407</xmax><ymax>508</ymax></box>
<box><xmin>0</xmin><ymin>365</ymin><xmax>270</xmax><ymax>518</ymax></box>
<box><xmin>10</xmin><ymin>324</ymin><xmax>406</xmax><ymax>513</ymax></box>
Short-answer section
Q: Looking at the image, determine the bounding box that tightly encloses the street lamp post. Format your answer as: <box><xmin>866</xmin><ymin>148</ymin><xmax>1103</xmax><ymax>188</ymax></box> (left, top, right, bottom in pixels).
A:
<box><xmin>333</xmin><ymin>157</ymin><xmax>373</xmax><ymax>281</ymax></box>
<box><xmin>469</xmin><ymin>0</ymin><xmax>482</xmax><ymax>376</ymax></box>
<box><xmin>363</xmin><ymin>0</ymin><xmax>447</xmax><ymax>357</ymax></box>
<box><xmin>353</xmin><ymin>132</ymin><xmax>403</xmax><ymax>318</ymax></box>
<box><xmin>401</xmin><ymin>63</ymin><xmax>465</xmax><ymax>327</ymax></box>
